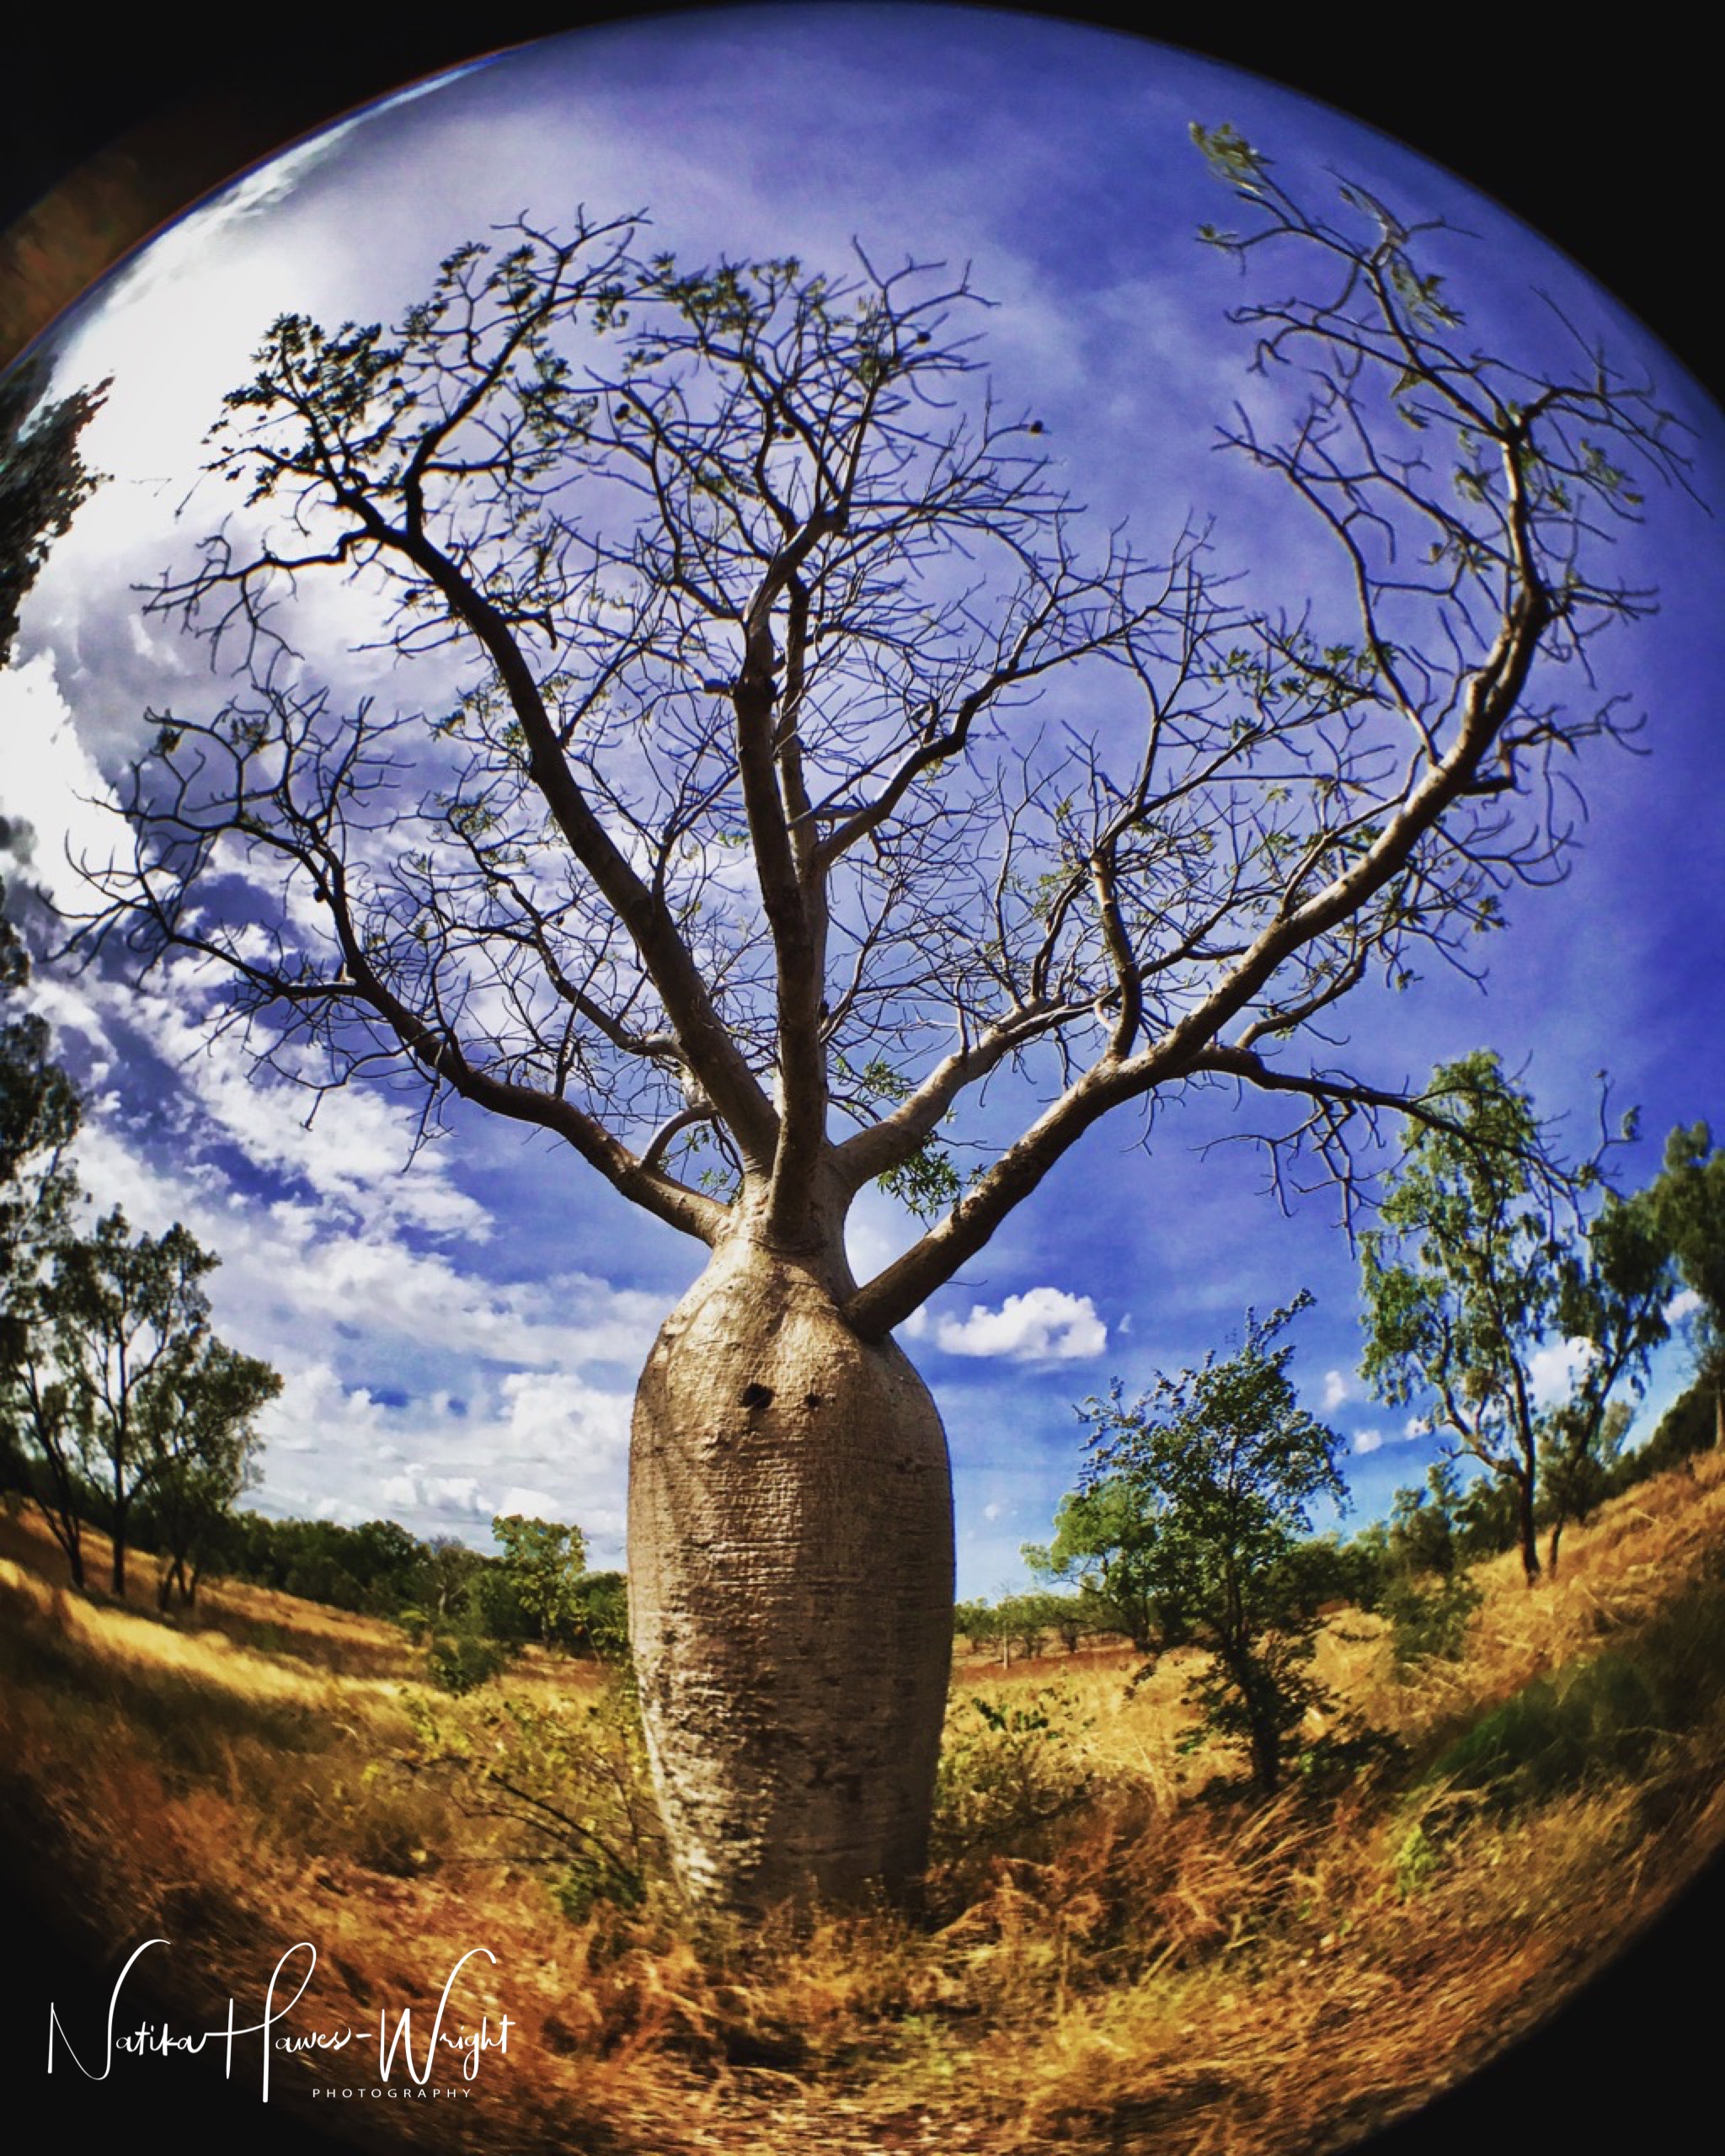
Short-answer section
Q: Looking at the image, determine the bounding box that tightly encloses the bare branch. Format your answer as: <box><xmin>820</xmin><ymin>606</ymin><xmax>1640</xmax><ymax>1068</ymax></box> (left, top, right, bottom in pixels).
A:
<box><xmin>67</xmin><ymin>152</ymin><xmax>1686</xmax><ymax>1318</ymax></box>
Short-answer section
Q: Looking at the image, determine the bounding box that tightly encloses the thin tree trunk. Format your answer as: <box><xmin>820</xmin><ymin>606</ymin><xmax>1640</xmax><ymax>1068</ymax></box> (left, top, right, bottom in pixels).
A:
<box><xmin>1516</xmin><ymin>1478</ymin><xmax>1542</xmax><ymax>1587</ymax></box>
<box><xmin>31</xmin><ymin>1489</ymin><xmax>83</xmax><ymax>1588</ymax></box>
<box><xmin>51</xmin><ymin>1512</ymin><xmax>84</xmax><ymax>1589</ymax></box>
<box><xmin>628</xmin><ymin>1233</ymin><xmax>954</xmax><ymax>1919</ymax></box>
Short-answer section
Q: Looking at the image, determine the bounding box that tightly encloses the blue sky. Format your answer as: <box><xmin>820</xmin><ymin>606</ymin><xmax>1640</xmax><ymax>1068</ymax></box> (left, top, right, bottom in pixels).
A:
<box><xmin>4</xmin><ymin>8</ymin><xmax>1722</xmax><ymax>1596</ymax></box>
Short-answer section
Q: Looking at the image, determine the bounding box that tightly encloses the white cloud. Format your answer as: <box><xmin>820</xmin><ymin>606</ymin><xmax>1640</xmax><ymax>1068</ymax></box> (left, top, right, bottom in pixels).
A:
<box><xmin>1528</xmin><ymin>1337</ymin><xmax>1597</xmax><ymax>1407</ymax></box>
<box><xmin>423</xmin><ymin>1476</ymin><xmax>490</xmax><ymax>1518</ymax></box>
<box><xmin>1354</xmin><ymin>1416</ymin><xmax>1428</xmax><ymax>1456</ymax></box>
<box><xmin>846</xmin><ymin>1186</ymin><xmax>924</xmax><ymax>1288</ymax></box>
<box><xmin>120</xmin><ymin>958</ymin><xmax>492</xmax><ymax>1241</ymax></box>
<box><xmin>935</xmin><ymin>1286</ymin><xmax>1105</xmax><ymax>1363</ymax></box>
<box><xmin>0</xmin><ymin>659</ymin><xmax>131</xmax><ymax>903</ymax></box>
<box><xmin>1667</xmin><ymin>1289</ymin><xmax>1702</xmax><ymax>1323</ymax></box>
<box><xmin>254</xmin><ymin>1360</ymin><xmax>635</xmax><ymax>1558</ymax></box>
<box><xmin>1322</xmin><ymin>1369</ymin><xmax>1350</xmax><ymax>1411</ymax></box>
<box><xmin>497</xmin><ymin>1486</ymin><xmax>563</xmax><ymax>1521</ymax></box>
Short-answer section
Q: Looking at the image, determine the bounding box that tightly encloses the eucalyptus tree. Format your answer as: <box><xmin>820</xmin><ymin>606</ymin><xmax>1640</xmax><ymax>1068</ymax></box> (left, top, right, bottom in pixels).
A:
<box><xmin>8</xmin><ymin>1209</ymin><xmax>280</xmax><ymax>1597</ymax></box>
<box><xmin>1023</xmin><ymin>1478</ymin><xmax>1184</xmax><ymax>1653</ymax></box>
<box><xmin>136</xmin><ymin>1337</ymin><xmax>275</xmax><ymax>1609</ymax></box>
<box><xmin>1</xmin><ymin>895</ymin><xmax>79</xmax><ymax>1322</ymax></box>
<box><xmin>0</xmin><ymin>883</ymin><xmax>80</xmax><ymax>1514</ymax></box>
<box><xmin>1360</xmin><ymin>1053</ymin><xmax>1674</xmax><ymax>1584</ymax></box>
<box><xmin>77</xmin><ymin>133</ymin><xmax>1685</xmax><ymax>1911</ymax></box>
<box><xmin>2</xmin><ymin>347</ymin><xmax>103</xmax><ymax>1479</ymax></box>
<box><xmin>0</xmin><ymin>353</ymin><xmax>106</xmax><ymax>670</ymax></box>
<box><xmin>1639</xmin><ymin>1123</ymin><xmax>1725</xmax><ymax>1448</ymax></box>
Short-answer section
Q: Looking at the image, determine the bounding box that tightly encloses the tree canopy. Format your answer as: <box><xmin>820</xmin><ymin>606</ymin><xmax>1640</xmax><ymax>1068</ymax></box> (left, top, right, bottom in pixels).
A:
<box><xmin>0</xmin><ymin>354</ymin><xmax>106</xmax><ymax>670</ymax></box>
<box><xmin>1023</xmin><ymin>1478</ymin><xmax>1187</xmax><ymax>1654</ymax></box>
<box><xmin>0</xmin><ymin>895</ymin><xmax>79</xmax><ymax>1328</ymax></box>
<box><xmin>80</xmin><ymin>137</ymin><xmax>1686</xmax><ymax>1322</ymax></box>
<box><xmin>1638</xmin><ymin>1123</ymin><xmax>1725</xmax><ymax>1447</ymax></box>
<box><xmin>1360</xmin><ymin>1052</ymin><xmax>1674</xmax><ymax>1582</ymax></box>
<box><xmin>5</xmin><ymin>1208</ymin><xmax>280</xmax><ymax>1595</ymax></box>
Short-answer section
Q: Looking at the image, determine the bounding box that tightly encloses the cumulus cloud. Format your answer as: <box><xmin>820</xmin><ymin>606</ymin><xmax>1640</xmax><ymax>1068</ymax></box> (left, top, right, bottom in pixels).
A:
<box><xmin>1354</xmin><ymin>1416</ymin><xmax>1427</xmax><ymax>1456</ymax></box>
<box><xmin>254</xmin><ymin>1360</ymin><xmax>635</xmax><ymax>1557</ymax></box>
<box><xmin>934</xmin><ymin>1287</ymin><xmax>1106</xmax><ymax>1363</ymax></box>
<box><xmin>0</xmin><ymin>661</ymin><xmax>131</xmax><ymax>905</ymax></box>
<box><xmin>497</xmin><ymin>1486</ymin><xmax>563</xmax><ymax>1521</ymax></box>
<box><xmin>846</xmin><ymin>1187</ymin><xmax>925</xmax><ymax>1290</ymax></box>
<box><xmin>1527</xmin><ymin>1337</ymin><xmax>1596</xmax><ymax>1407</ymax></box>
<box><xmin>1322</xmin><ymin>1369</ymin><xmax>1350</xmax><ymax>1411</ymax></box>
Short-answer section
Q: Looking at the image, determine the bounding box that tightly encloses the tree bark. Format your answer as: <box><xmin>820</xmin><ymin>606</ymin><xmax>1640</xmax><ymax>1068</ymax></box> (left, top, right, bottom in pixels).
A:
<box><xmin>628</xmin><ymin>1233</ymin><xmax>953</xmax><ymax>1918</ymax></box>
<box><xmin>1516</xmin><ymin>1477</ymin><xmax>1542</xmax><ymax>1588</ymax></box>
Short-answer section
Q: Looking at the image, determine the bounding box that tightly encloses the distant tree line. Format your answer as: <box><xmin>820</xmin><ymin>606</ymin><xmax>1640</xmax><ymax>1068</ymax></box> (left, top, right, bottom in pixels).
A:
<box><xmin>953</xmin><ymin>1588</ymin><xmax>1105</xmax><ymax>1666</ymax></box>
<box><xmin>206</xmin><ymin>1507</ymin><xmax>625</xmax><ymax>1678</ymax></box>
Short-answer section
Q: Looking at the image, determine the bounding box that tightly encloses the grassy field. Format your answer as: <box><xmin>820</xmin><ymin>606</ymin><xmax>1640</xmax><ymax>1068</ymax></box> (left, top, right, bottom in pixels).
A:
<box><xmin>4</xmin><ymin>1458</ymin><xmax>1725</xmax><ymax>2155</ymax></box>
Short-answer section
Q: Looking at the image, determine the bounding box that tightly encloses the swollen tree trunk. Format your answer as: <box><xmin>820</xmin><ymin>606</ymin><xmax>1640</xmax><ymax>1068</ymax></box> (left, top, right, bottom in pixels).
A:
<box><xmin>628</xmin><ymin>1233</ymin><xmax>954</xmax><ymax>1918</ymax></box>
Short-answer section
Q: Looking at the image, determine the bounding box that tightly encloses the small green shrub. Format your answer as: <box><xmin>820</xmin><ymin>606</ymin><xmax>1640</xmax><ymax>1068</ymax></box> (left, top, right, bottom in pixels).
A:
<box><xmin>301</xmin><ymin>1759</ymin><xmax>442</xmax><ymax>1877</ymax></box>
<box><xmin>1433</xmin><ymin>1653</ymin><xmax>1662</xmax><ymax>1806</ymax></box>
<box><xmin>404</xmin><ymin>1668</ymin><xmax>664</xmax><ymax>1915</ymax></box>
<box><xmin>1382</xmin><ymin>1570</ymin><xmax>1482</xmax><ymax>1673</ymax></box>
<box><xmin>930</xmin><ymin>1684</ymin><xmax>1093</xmax><ymax>1871</ymax></box>
<box><xmin>424</xmin><ymin>1625</ymin><xmax>511</xmax><ymax>1694</ymax></box>
<box><xmin>1392</xmin><ymin>1820</ymin><xmax>1441</xmax><ymax>1897</ymax></box>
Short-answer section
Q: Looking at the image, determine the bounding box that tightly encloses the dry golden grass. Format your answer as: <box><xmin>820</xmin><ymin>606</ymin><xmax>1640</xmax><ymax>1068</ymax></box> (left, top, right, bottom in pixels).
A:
<box><xmin>4</xmin><ymin>1456</ymin><xmax>1725</xmax><ymax>2154</ymax></box>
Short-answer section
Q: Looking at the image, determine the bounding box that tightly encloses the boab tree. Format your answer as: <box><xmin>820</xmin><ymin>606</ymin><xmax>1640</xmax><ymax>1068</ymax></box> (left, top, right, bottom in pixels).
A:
<box><xmin>79</xmin><ymin>132</ymin><xmax>1684</xmax><ymax>1913</ymax></box>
